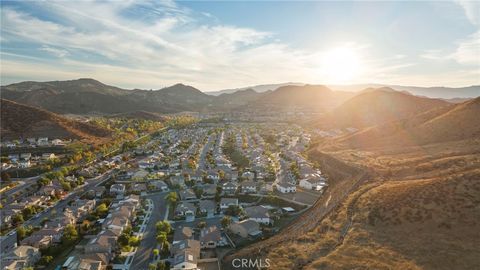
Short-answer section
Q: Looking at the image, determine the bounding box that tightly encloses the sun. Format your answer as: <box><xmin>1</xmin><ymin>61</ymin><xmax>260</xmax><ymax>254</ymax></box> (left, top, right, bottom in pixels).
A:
<box><xmin>320</xmin><ymin>46</ymin><xmax>363</xmax><ymax>84</ymax></box>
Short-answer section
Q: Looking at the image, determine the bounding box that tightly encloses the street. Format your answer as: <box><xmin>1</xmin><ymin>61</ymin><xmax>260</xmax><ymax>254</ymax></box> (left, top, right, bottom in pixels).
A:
<box><xmin>130</xmin><ymin>192</ymin><xmax>169</xmax><ymax>270</ymax></box>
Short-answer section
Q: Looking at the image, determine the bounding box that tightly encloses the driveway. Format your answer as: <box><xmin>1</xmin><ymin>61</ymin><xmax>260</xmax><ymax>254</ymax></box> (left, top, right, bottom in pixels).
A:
<box><xmin>130</xmin><ymin>192</ymin><xmax>168</xmax><ymax>270</ymax></box>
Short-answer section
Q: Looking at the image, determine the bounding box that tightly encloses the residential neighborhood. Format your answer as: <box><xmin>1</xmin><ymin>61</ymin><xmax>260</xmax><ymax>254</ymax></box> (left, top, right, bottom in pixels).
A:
<box><xmin>1</xmin><ymin>122</ymin><xmax>328</xmax><ymax>270</ymax></box>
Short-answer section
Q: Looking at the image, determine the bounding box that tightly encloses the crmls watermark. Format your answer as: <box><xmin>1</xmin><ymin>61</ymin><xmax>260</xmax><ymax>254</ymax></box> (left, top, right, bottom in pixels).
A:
<box><xmin>232</xmin><ymin>258</ymin><xmax>271</xmax><ymax>269</ymax></box>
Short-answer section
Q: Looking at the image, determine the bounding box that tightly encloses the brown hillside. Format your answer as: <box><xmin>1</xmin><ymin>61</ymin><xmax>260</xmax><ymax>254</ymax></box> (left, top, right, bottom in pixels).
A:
<box><xmin>337</xmin><ymin>97</ymin><xmax>480</xmax><ymax>149</ymax></box>
<box><xmin>323</xmin><ymin>88</ymin><xmax>449</xmax><ymax>128</ymax></box>
<box><xmin>252</xmin><ymin>85</ymin><xmax>353</xmax><ymax>112</ymax></box>
<box><xmin>1</xmin><ymin>99</ymin><xmax>111</xmax><ymax>142</ymax></box>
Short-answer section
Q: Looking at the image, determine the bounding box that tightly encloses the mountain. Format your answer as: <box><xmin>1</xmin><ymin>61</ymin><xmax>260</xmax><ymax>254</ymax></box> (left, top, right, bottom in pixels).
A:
<box><xmin>207</xmin><ymin>82</ymin><xmax>305</xmax><ymax>96</ymax></box>
<box><xmin>1</xmin><ymin>99</ymin><xmax>111</xmax><ymax>142</ymax></box>
<box><xmin>328</xmin><ymin>84</ymin><xmax>480</xmax><ymax>99</ymax></box>
<box><xmin>1</xmin><ymin>79</ymin><xmax>213</xmax><ymax>114</ymax></box>
<box><xmin>213</xmin><ymin>88</ymin><xmax>265</xmax><ymax>109</ymax></box>
<box><xmin>250</xmin><ymin>84</ymin><xmax>354</xmax><ymax>112</ymax></box>
<box><xmin>320</xmin><ymin>87</ymin><xmax>449</xmax><ymax>128</ymax></box>
<box><xmin>338</xmin><ymin>97</ymin><xmax>480</xmax><ymax>148</ymax></box>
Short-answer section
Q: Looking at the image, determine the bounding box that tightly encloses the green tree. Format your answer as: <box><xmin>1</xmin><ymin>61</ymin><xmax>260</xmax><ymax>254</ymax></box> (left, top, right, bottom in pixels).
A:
<box><xmin>39</xmin><ymin>255</ymin><xmax>53</xmax><ymax>265</ymax></box>
<box><xmin>148</xmin><ymin>263</ymin><xmax>157</xmax><ymax>270</ymax></box>
<box><xmin>221</xmin><ymin>216</ymin><xmax>232</xmax><ymax>229</ymax></box>
<box><xmin>12</xmin><ymin>213</ymin><xmax>24</xmax><ymax>225</ymax></box>
<box><xmin>0</xmin><ymin>171</ymin><xmax>11</xmax><ymax>183</ymax></box>
<box><xmin>157</xmin><ymin>261</ymin><xmax>166</xmax><ymax>270</ymax></box>
<box><xmin>95</xmin><ymin>203</ymin><xmax>108</xmax><ymax>217</ymax></box>
<box><xmin>118</xmin><ymin>233</ymin><xmax>130</xmax><ymax>247</ymax></box>
<box><xmin>225</xmin><ymin>205</ymin><xmax>243</xmax><ymax>216</ymax></box>
<box><xmin>62</xmin><ymin>224</ymin><xmax>79</xmax><ymax>244</ymax></box>
<box><xmin>155</xmin><ymin>221</ymin><xmax>172</xmax><ymax>234</ymax></box>
<box><xmin>156</xmin><ymin>232</ymin><xmax>167</xmax><ymax>246</ymax></box>
<box><xmin>152</xmin><ymin>248</ymin><xmax>159</xmax><ymax>257</ymax></box>
<box><xmin>164</xmin><ymin>192</ymin><xmax>178</xmax><ymax>208</ymax></box>
<box><xmin>17</xmin><ymin>226</ymin><xmax>26</xmax><ymax>240</ymax></box>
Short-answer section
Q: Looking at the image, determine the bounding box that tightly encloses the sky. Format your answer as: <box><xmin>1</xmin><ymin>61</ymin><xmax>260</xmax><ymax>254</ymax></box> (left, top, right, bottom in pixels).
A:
<box><xmin>1</xmin><ymin>0</ymin><xmax>479</xmax><ymax>91</ymax></box>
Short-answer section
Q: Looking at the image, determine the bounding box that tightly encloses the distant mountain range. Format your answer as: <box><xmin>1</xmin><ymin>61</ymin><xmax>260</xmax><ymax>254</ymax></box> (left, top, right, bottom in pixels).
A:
<box><xmin>211</xmin><ymin>82</ymin><xmax>479</xmax><ymax>99</ymax></box>
<box><xmin>1</xmin><ymin>79</ymin><xmax>478</xmax><ymax>116</ymax></box>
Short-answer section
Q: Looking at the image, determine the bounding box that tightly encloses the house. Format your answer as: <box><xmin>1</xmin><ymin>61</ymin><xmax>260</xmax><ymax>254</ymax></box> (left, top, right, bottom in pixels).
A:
<box><xmin>170</xmin><ymin>175</ymin><xmax>186</xmax><ymax>187</ymax></box>
<box><xmin>149</xmin><ymin>180</ymin><xmax>169</xmax><ymax>191</ymax></box>
<box><xmin>41</xmin><ymin>153</ymin><xmax>56</xmax><ymax>160</ymax></box>
<box><xmin>131</xmin><ymin>169</ymin><xmax>149</xmax><ymax>181</ymax></box>
<box><xmin>85</xmin><ymin>229</ymin><xmax>118</xmax><ymax>254</ymax></box>
<box><xmin>174</xmin><ymin>202</ymin><xmax>196</xmax><ymax>217</ymax></box>
<box><xmin>17</xmin><ymin>160</ymin><xmax>31</xmax><ymax>168</ymax></box>
<box><xmin>19</xmin><ymin>153</ymin><xmax>31</xmax><ymax>160</ymax></box>
<box><xmin>179</xmin><ymin>189</ymin><xmax>197</xmax><ymax>201</ymax></box>
<box><xmin>276</xmin><ymin>182</ymin><xmax>296</xmax><ymax>193</ymax></box>
<box><xmin>198</xmin><ymin>200</ymin><xmax>216</xmax><ymax>217</ymax></box>
<box><xmin>206</xmin><ymin>170</ymin><xmax>220</xmax><ymax>182</ymax></box>
<box><xmin>229</xmin><ymin>219</ymin><xmax>262</xmax><ymax>238</ymax></box>
<box><xmin>171</xmin><ymin>239</ymin><xmax>200</xmax><ymax>257</ymax></box>
<box><xmin>37</xmin><ymin>137</ymin><xmax>49</xmax><ymax>146</ymax></box>
<box><xmin>87</xmin><ymin>186</ymin><xmax>106</xmax><ymax>198</ymax></box>
<box><xmin>8</xmin><ymin>154</ymin><xmax>19</xmax><ymax>162</ymax></box>
<box><xmin>20</xmin><ymin>235</ymin><xmax>53</xmax><ymax>249</ymax></box>
<box><xmin>171</xmin><ymin>241</ymin><xmax>200</xmax><ymax>270</ymax></box>
<box><xmin>201</xmin><ymin>184</ymin><xmax>217</xmax><ymax>198</ymax></box>
<box><xmin>240</xmin><ymin>181</ymin><xmax>257</xmax><ymax>194</ymax></box>
<box><xmin>299</xmin><ymin>177</ymin><xmax>327</xmax><ymax>191</ymax></box>
<box><xmin>51</xmin><ymin>139</ymin><xmax>64</xmax><ymax>146</ymax></box>
<box><xmin>244</xmin><ymin>206</ymin><xmax>272</xmax><ymax>225</ymax></box>
<box><xmin>173</xmin><ymin>226</ymin><xmax>194</xmax><ymax>244</ymax></box>
<box><xmin>190</xmin><ymin>171</ymin><xmax>203</xmax><ymax>182</ymax></box>
<box><xmin>109</xmin><ymin>184</ymin><xmax>125</xmax><ymax>196</ymax></box>
<box><xmin>220</xmin><ymin>198</ymin><xmax>238</xmax><ymax>210</ymax></box>
<box><xmin>242</xmin><ymin>171</ymin><xmax>255</xmax><ymax>181</ymax></box>
<box><xmin>199</xmin><ymin>226</ymin><xmax>223</xmax><ymax>249</ymax></box>
<box><xmin>222</xmin><ymin>182</ymin><xmax>238</xmax><ymax>195</ymax></box>
<box><xmin>132</xmin><ymin>183</ymin><xmax>147</xmax><ymax>193</ymax></box>
<box><xmin>1</xmin><ymin>245</ymin><xmax>41</xmax><ymax>269</ymax></box>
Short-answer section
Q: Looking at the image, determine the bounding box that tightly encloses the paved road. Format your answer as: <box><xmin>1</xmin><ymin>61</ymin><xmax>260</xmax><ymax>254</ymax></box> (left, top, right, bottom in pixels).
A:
<box><xmin>24</xmin><ymin>171</ymin><xmax>114</xmax><ymax>227</ymax></box>
<box><xmin>130</xmin><ymin>192</ymin><xmax>168</xmax><ymax>270</ymax></box>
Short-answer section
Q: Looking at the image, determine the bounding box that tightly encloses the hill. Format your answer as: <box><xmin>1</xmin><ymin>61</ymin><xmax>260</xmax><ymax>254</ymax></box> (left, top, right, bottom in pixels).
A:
<box><xmin>337</xmin><ymin>97</ymin><xmax>480</xmax><ymax>148</ymax></box>
<box><xmin>321</xmin><ymin>88</ymin><xmax>449</xmax><ymax>128</ymax></box>
<box><xmin>109</xmin><ymin>111</ymin><xmax>168</xmax><ymax>121</ymax></box>
<box><xmin>251</xmin><ymin>85</ymin><xmax>354</xmax><ymax>112</ymax></box>
<box><xmin>1</xmin><ymin>79</ymin><xmax>214</xmax><ymax>114</ymax></box>
<box><xmin>207</xmin><ymin>82</ymin><xmax>305</xmax><ymax>96</ymax></box>
<box><xmin>0</xmin><ymin>99</ymin><xmax>111</xmax><ymax>142</ymax></box>
<box><xmin>328</xmin><ymin>84</ymin><xmax>480</xmax><ymax>99</ymax></box>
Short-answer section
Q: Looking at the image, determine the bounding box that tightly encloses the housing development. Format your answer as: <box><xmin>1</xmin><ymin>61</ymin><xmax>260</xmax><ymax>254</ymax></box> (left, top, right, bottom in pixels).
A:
<box><xmin>1</xmin><ymin>120</ymin><xmax>328</xmax><ymax>270</ymax></box>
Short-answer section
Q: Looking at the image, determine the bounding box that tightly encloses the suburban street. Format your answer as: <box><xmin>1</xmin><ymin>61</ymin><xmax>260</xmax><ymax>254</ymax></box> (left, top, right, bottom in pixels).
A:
<box><xmin>130</xmin><ymin>192</ymin><xmax>169</xmax><ymax>270</ymax></box>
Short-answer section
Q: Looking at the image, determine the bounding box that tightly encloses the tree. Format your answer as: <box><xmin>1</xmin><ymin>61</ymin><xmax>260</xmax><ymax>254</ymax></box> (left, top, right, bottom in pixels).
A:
<box><xmin>148</xmin><ymin>264</ymin><xmax>157</xmax><ymax>270</ymax></box>
<box><xmin>157</xmin><ymin>261</ymin><xmax>166</xmax><ymax>270</ymax></box>
<box><xmin>118</xmin><ymin>233</ymin><xmax>130</xmax><ymax>247</ymax></box>
<box><xmin>153</xmin><ymin>248</ymin><xmax>159</xmax><ymax>257</ymax></box>
<box><xmin>197</xmin><ymin>221</ymin><xmax>206</xmax><ymax>229</ymax></box>
<box><xmin>12</xmin><ymin>213</ymin><xmax>24</xmax><ymax>225</ymax></box>
<box><xmin>225</xmin><ymin>205</ymin><xmax>243</xmax><ymax>216</ymax></box>
<box><xmin>156</xmin><ymin>232</ymin><xmax>167</xmax><ymax>246</ymax></box>
<box><xmin>155</xmin><ymin>221</ymin><xmax>171</xmax><ymax>234</ymax></box>
<box><xmin>62</xmin><ymin>224</ymin><xmax>79</xmax><ymax>244</ymax></box>
<box><xmin>95</xmin><ymin>203</ymin><xmax>108</xmax><ymax>217</ymax></box>
<box><xmin>129</xmin><ymin>236</ymin><xmax>140</xmax><ymax>246</ymax></box>
<box><xmin>0</xmin><ymin>171</ymin><xmax>11</xmax><ymax>183</ymax></box>
<box><xmin>17</xmin><ymin>226</ymin><xmax>26</xmax><ymax>240</ymax></box>
<box><xmin>221</xmin><ymin>216</ymin><xmax>232</xmax><ymax>229</ymax></box>
<box><xmin>39</xmin><ymin>255</ymin><xmax>53</xmax><ymax>265</ymax></box>
<box><xmin>164</xmin><ymin>192</ymin><xmax>178</xmax><ymax>208</ymax></box>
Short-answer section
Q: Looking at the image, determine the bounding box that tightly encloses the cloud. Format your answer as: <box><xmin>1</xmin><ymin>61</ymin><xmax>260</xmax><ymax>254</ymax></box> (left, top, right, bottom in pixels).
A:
<box><xmin>456</xmin><ymin>0</ymin><xmax>480</xmax><ymax>25</ymax></box>
<box><xmin>39</xmin><ymin>45</ymin><xmax>69</xmax><ymax>58</ymax></box>
<box><xmin>421</xmin><ymin>31</ymin><xmax>480</xmax><ymax>66</ymax></box>
<box><xmin>1</xmin><ymin>0</ymin><xmax>477</xmax><ymax>89</ymax></box>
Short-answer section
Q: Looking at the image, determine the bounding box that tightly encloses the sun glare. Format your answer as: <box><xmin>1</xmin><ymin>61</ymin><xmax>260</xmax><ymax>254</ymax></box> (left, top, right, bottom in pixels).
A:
<box><xmin>320</xmin><ymin>46</ymin><xmax>363</xmax><ymax>84</ymax></box>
